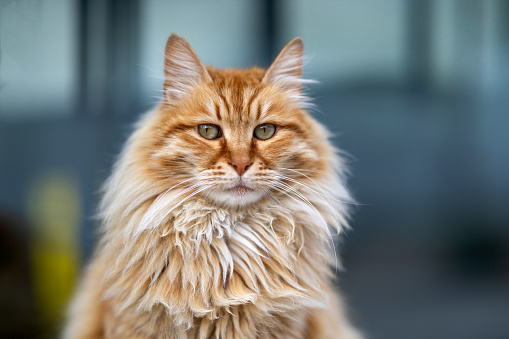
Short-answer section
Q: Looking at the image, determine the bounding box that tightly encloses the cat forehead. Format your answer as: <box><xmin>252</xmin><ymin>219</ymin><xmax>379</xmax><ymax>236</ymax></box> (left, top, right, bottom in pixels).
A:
<box><xmin>195</xmin><ymin>67</ymin><xmax>289</xmax><ymax>123</ymax></box>
<box><xmin>165</xmin><ymin>65</ymin><xmax>303</xmax><ymax>127</ymax></box>
<box><xmin>207</xmin><ymin>67</ymin><xmax>266</xmax><ymax>88</ymax></box>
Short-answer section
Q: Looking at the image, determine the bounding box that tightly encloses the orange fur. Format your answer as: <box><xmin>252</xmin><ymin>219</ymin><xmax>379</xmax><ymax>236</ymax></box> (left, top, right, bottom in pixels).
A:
<box><xmin>64</xmin><ymin>34</ymin><xmax>362</xmax><ymax>339</ymax></box>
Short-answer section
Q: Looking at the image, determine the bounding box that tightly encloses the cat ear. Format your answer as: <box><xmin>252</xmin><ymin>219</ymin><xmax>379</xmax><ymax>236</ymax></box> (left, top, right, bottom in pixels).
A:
<box><xmin>163</xmin><ymin>34</ymin><xmax>212</xmax><ymax>102</ymax></box>
<box><xmin>262</xmin><ymin>37</ymin><xmax>304</xmax><ymax>93</ymax></box>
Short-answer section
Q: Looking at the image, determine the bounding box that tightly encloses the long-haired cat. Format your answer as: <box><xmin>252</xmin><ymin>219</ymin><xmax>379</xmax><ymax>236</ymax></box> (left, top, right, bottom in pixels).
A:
<box><xmin>64</xmin><ymin>34</ymin><xmax>362</xmax><ymax>339</ymax></box>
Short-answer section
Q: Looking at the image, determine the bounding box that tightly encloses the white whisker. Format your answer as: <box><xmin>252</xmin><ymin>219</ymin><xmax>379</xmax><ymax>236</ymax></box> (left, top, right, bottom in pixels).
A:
<box><xmin>274</xmin><ymin>174</ymin><xmax>344</xmax><ymax>232</ymax></box>
<box><xmin>278</xmin><ymin>168</ymin><xmax>356</xmax><ymax>205</ymax></box>
<box><xmin>133</xmin><ymin>179</ymin><xmax>214</xmax><ymax>237</ymax></box>
<box><xmin>268</xmin><ymin>184</ymin><xmax>338</xmax><ymax>272</ymax></box>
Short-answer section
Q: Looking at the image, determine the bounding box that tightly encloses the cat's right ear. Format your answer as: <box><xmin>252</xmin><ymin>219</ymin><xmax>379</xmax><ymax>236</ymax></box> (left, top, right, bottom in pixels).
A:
<box><xmin>163</xmin><ymin>34</ymin><xmax>212</xmax><ymax>103</ymax></box>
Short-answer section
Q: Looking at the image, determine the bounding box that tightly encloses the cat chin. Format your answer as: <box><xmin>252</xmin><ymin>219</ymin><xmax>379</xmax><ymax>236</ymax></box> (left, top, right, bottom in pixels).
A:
<box><xmin>207</xmin><ymin>188</ymin><xmax>266</xmax><ymax>208</ymax></box>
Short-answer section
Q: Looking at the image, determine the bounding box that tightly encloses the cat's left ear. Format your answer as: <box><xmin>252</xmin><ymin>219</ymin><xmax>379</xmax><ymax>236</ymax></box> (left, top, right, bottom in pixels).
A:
<box><xmin>262</xmin><ymin>37</ymin><xmax>304</xmax><ymax>93</ymax></box>
<box><xmin>163</xmin><ymin>34</ymin><xmax>212</xmax><ymax>103</ymax></box>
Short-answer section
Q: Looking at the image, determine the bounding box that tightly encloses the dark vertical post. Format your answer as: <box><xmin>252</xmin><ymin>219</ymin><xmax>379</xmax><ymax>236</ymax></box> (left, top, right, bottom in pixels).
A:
<box><xmin>260</xmin><ymin>0</ymin><xmax>278</xmax><ymax>67</ymax></box>
<box><xmin>76</xmin><ymin>0</ymin><xmax>110</xmax><ymax>117</ymax></box>
<box><xmin>497</xmin><ymin>0</ymin><xmax>509</xmax><ymax>89</ymax></box>
<box><xmin>76</xmin><ymin>0</ymin><xmax>141</xmax><ymax>118</ymax></box>
<box><xmin>76</xmin><ymin>0</ymin><xmax>88</xmax><ymax>117</ymax></box>
<box><xmin>107</xmin><ymin>0</ymin><xmax>141</xmax><ymax>117</ymax></box>
<box><xmin>406</xmin><ymin>0</ymin><xmax>433</xmax><ymax>91</ymax></box>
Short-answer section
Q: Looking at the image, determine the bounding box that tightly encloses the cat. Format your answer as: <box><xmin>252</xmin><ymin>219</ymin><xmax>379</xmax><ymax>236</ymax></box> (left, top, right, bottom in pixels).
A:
<box><xmin>63</xmin><ymin>34</ymin><xmax>363</xmax><ymax>339</ymax></box>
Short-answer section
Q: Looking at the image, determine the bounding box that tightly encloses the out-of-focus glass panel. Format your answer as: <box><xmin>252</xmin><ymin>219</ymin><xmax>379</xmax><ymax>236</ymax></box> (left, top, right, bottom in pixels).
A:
<box><xmin>139</xmin><ymin>0</ymin><xmax>259</xmax><ymax>102</ymax></box>
<box><xmin>0</xmin><ymin>0</ymin><xmax>77</xmax><ymax>120</ymax></box>
<box><xmin>281</xmin><ymin>0</ymin><xmax>406</xmax><ymax>85</ymax></box>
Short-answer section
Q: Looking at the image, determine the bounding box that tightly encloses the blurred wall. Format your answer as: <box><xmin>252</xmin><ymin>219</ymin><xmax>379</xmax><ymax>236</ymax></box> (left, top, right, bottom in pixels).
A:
<box><xmin>0</xmin><ymin>0</ymin><xmax>77</xmax><ymax>120</ymax></box>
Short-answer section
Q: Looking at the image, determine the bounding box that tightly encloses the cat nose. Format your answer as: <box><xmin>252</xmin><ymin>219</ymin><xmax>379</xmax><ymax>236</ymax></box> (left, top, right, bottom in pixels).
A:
<box><xmin>229</xmin><ymin>154</ymin><xmax>252</xmax><ymax>176</ymax></box>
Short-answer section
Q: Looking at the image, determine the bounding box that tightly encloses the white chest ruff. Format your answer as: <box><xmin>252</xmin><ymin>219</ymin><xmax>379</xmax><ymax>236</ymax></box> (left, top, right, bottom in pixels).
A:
<box><xmin>105</xmin><ymin>199</ymin><xmax>334</xmax><ymax>329</ymax></box>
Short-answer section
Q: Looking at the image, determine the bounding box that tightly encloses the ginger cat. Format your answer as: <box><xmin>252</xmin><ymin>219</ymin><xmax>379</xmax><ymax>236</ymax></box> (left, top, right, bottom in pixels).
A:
<box><xmin>64</xmin><ymin>34</ymin><xmax>362</xmax><ymax>339</ymax></box>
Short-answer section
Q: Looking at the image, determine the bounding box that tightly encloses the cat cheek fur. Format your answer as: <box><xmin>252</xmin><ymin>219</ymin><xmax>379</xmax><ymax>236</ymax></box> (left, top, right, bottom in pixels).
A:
<box><xmin>63</xmin><ymin>34</ymin><xmax>363</xmax><ymax>339</ymax></box>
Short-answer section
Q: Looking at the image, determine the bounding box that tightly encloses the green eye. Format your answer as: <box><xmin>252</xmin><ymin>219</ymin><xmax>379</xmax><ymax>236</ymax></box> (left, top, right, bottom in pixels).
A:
<box><xmin>198</xmin><ymin>124</ymin><xmax>222</xmax><ymax>140</ymax></box>
<box><xmin>254</xmin><ymin>123</ymin><xmax>276</xmax><ymax>140</ymax></box>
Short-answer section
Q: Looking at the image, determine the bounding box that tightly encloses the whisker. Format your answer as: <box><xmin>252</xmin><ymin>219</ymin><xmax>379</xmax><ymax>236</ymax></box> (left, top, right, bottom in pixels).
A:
<box><xmin>134</xmin><ymin>179</ymin><xmax>214</xmax><ymax>237</ymax></box>
<box><xmin>141</xmin><ymin>178</ymin><xmax>211</xmax><ymax>223</ymax></box>
<box><xmin>152</xmin><ymin>184</ymin><xmax>213</xmax><ymax>232</ymax></box>
<box><xmin>258</xmin><ymin>179</ymin><xmax>335</xmax><ymax>240</ymax></box>
<box><xmin>272</xmin><ymin>182</ymin><xmax>332</xmax><ymax>231</ymax></box>
<box><xmin>275</xmin><ymin>174</ymin><xmax>343</xmax><ymax>232</ymax></box>
<box><xmin>279</xmin><ymin>167</ymin><xmax>352</xmax><ymax>194</ymax></box>
<box><xmin>268</xmin><ymin>184</ymin><xmax>338</xmax><ymax>272</ymax></box>
<box><xmin>278</xmin><ymin>168</ymin><xmax>356</xmax><ymax>205</ymax></box>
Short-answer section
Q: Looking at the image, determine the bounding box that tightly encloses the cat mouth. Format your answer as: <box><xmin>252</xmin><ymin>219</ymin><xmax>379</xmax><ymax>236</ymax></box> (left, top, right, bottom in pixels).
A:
<box><xmin>225</xmin><ymin>183</ymin><xmax>254</xmax><ymax>196</ymax></box>
<box><xmin>209</xmin><ymin>181</ymin><xmax>264</xmax><ymax>206</ymax></box>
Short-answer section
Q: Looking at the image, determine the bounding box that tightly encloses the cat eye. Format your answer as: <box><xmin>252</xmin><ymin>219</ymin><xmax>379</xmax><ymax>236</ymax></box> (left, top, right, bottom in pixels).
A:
<box><xmin>254</xmin><ymin>124</ymin><xmax>276</xmax><ymax>140</ymax></box>
<box><xmin>198</xmin><ymin>124</ymin><xmax>222</xmax><ymax>140</ymax></box>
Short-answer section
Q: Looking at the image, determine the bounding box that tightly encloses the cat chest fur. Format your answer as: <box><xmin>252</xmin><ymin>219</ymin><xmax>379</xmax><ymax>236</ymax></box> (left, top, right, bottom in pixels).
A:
<box><xmin>101</xmin><ymin>199</ymin><xmax>332</xmax><ymax>336</ymax></box>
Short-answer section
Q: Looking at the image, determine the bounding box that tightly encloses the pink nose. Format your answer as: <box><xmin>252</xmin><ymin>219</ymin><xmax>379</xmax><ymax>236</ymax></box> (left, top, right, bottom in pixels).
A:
<box><xmin>229</xmin><ymin>156</ymin><xmax>251</xmax><ymax>176</ymax></box>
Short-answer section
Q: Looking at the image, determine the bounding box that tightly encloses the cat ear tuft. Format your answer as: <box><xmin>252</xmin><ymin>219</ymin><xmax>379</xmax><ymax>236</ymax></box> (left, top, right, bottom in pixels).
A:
<box><xmin>262</xmin><ymin>37</ymin><xmax>305</xmax><ymax>93</ymax></box>
<box><xmin>163</xmin><ymin>34</ymin><xmax>212</xmax><ymax>103</ymax></box>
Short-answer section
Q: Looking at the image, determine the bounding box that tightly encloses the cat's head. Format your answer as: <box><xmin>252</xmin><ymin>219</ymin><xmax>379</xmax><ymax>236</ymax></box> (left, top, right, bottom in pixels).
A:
<box><xmin>133</xmin><ymin>34</ymin><xmax>346</xmax><ymax>210</ymax></box>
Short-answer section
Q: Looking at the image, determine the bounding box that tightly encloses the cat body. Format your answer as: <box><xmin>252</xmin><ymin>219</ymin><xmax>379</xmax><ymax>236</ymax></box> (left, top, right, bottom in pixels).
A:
<box><xmin>64</xmin><ymin>34</ymin><xmax>362</xmax><ymax>339</ymax></box>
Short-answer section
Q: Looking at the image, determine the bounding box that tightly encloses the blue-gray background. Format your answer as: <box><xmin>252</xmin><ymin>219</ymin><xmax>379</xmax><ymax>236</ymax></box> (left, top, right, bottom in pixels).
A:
<box><xmin>1</xmin><ymin>1</ymin><xmax>508</xmax><ymax>338</ymax></box>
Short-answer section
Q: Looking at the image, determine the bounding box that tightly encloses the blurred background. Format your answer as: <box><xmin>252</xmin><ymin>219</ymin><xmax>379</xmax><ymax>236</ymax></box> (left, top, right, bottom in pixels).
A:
<box><xmin>1</xmin><ymin>0</ymin><xmax>508</xmax><ymax>338</ymax></box>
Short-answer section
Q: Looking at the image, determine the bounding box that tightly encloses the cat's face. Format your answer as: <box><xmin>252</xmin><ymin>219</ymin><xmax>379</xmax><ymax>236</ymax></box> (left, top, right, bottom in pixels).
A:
<box><xmin>143</xmin><ymin>35</ymin><xmax>333</xmax><ymax>208</ymax></box>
